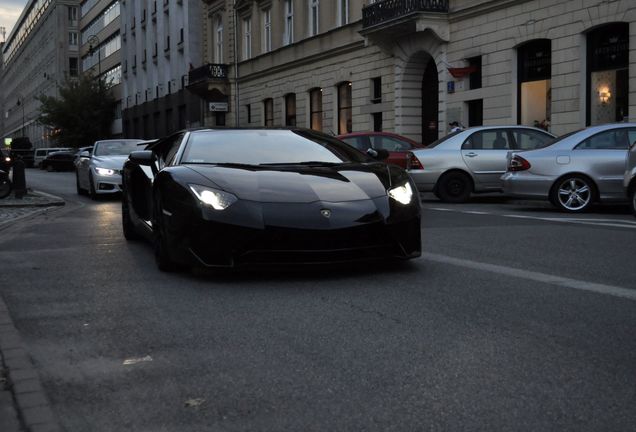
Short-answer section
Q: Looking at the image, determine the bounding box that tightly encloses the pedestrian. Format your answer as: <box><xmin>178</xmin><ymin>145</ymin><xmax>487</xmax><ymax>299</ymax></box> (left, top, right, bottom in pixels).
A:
<box><xmin>449</xmin><ymin>121</ymin><xmax>464</xmax><ymax>133</ymax></box>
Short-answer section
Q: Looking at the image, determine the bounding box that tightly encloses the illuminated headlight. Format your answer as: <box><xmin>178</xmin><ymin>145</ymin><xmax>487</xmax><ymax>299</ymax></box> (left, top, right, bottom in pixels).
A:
<box><xmin>4</xmin><ymin>157</ymin><xmax>10</xmax><ymax>163</ymax></box>
<box><xmin>388</xmin><ymin>182</ymin><xmax>414</xmax><ymax>205</ymax></box>
<box><xmin>189</xmin><ymin>184</ymin><xmax>238</xmax><ymax>210</ymax></box>
<box><xmin>95</xmin><ymin>167</ymin><xmax>116</xmax><ymax>176</ymax></box>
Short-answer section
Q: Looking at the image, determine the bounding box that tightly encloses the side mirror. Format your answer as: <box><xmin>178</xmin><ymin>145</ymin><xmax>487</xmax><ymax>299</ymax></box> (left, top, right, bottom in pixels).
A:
<box><xmin>367</xmin><ymin>148</ymin><xmax>390</xmax><ymax>161</ymax></box>
<box><xmin>79</xmin><ymin>151</ymin><xmax>90</xmax><ymax>158</ymax></box>
<box><xmin>129</xmin><ymin>150</ymin><xmax>155</xmax><ymax>166</ymax></box>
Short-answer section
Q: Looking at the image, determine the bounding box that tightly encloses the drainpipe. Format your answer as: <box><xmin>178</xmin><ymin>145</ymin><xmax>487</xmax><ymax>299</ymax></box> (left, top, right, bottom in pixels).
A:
<box><xmin>233</xmin><ymin>0</ymin><xmax>240</xmax><ymax>126</ymax></box>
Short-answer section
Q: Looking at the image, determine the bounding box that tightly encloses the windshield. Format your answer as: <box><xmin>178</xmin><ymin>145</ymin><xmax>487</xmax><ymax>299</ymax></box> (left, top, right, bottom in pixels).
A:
<box><xmin>93</xmin><ymin>141</ymin><xmax>142</xmax><ymax>156</ymax></box>
<box><xmin>181</xmin><ymin>130</ymin><xmax>371</xmax><ymax>165</ymax></box>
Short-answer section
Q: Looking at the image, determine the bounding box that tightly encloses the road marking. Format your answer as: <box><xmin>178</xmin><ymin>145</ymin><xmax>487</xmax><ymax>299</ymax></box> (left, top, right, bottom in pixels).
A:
<box><xmin>422</xmin><ymin>252</ymin><xmax>636</xmax><ymax>301</ymax></box>
<box><xmin>123</xmin><ymin>355</ymin><xmax>153</xmax><ymax>365</ymax></box>
<box><xmin>426</xmin><ymin>207</ymin><xmax>636</xmax><ymax>229</ymax></box>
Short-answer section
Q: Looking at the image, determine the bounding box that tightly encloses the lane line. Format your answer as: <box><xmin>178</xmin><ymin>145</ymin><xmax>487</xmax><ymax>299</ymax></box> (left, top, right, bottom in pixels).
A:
<box><xmin>426</xmin><ymin>207</ymin><xmax>636</xmax><ymax>229</ymax></box>
<box><xmin>421</xmin><ymin>252</ymin><xmax>636</xmax><ymax>302</ymax></box>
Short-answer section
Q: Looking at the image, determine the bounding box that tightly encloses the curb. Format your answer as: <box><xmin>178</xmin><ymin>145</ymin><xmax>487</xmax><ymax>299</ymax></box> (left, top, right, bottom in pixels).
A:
<box><xmin>0</xmin><ymin>191</ymin><xmax>65</xmax><ymax>209</ymax></box>
<box><xmin>0</xmin><ymin>297</ymin><xmax>61</xmax><ymax>432</ymax></box>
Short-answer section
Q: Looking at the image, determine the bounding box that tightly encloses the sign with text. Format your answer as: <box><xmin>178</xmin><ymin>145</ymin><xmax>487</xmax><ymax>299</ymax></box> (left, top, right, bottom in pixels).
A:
<box><xmin>209</xmin><ymin>102</ymin><xmax>228</xmax><ymax>112</ymax></box>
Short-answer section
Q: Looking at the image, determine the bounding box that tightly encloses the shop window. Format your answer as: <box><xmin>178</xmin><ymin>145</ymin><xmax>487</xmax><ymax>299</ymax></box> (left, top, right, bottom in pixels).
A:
<box><xmin>309</xmin><ymin>88</ymin><xmax>322</xmax><ymax>131</ymax></box>
<box><xmin>517</xmin><ymin>39</ymin><xmax>551</xmax><ymax>129</ymax></box>
<box><xmin>338</xmin><ymin>82</ymin><xmax>352</xmax><ymax>134</ymax></box>
<box><xmin>587</xmin><ymin>23</ymin><xmax>629</xmax><ymax>126</ymax></box>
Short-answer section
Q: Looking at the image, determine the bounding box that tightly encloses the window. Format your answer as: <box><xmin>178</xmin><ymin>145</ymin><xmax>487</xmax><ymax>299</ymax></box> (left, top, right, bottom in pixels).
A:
<box><xmin>309</xmin><ymin>0</ymin><xmax>319</xmax><ymax>36</ymax></box>
<box><xmin>68</xmin><ymin>6</ymin><xmax>78</xmax><ymax>24</ymax></box>
<box><xmin>283</xmin><ymin>0</ymin><xmax>293</xmax><ymax>45</ymax></box>
<box><xmin>68</xmin><ymin>32</ymin><xmax>78</xmax><ymax>46</ymax></box>
<box><xmin>371</xmin><ymin>77</ymin><xmax>381</xmax><ymax>103</ymax></box>
<box><xmin>285</xmin><ymin>93</ymin><xmax>296</xmax><ymax>126</ymax></box>
<box><xmin>468</xmin><ymin>56</ymin><xmax>482</xmax><ymax>90</ymax></box>
<box><xmin>246</xmin><ymin>104</ymin><xmax>251</xmax><ymax>123</ymax></box>
<box><xmin>263</xmin><ymin>8</ymin><xmax>271</xmax><ymax>53</ymax></box>
<box><xmin>309</xmin><ymin>88</ymin><xmax>322</xmax><ymax>131</ymax></box>
<box><xmin>517</xmin><ymin>40</ymin><xmax>551</xmax><ymax>128</ymax></box>
<box><xmin>341</xmin><ymin>136</ymin><xmax>370</xmax><ymax>151</ymax></box>
<box><xmin>372</xmin><ymin>112</ymin><xmax>382</xmax><ymax>132</ymax></box>
<box><xmin>214</xmin><ymin>15</ymin><xmax>223</xmax><ymax>63</ymax></box>
<box><xmin>462</xmin><ymin>130</ymin><xmax>511</xmax><ymax>150</ymax></box>
<box><xmin>69</xmin><ymin>58</ymin><xmax>78</xmax><ymax>77</ymax></box>
<box><xmin>587</xmin><ymin>23</ymin><xmax>629</xmax><ymax>126</ymax></box>
<box><xmin>337</xmin><ymin>82</ymin><xmax>352</xmax><ymax>134</ymax></box>
<box><xmin>243</xmin><ymin>17</ymin><xmax>251</xmax><ymax>60</ymax></box>
<box><xmin>576</xmin><ymin>129</ymin><xmax>629</xmax><ymax>150</ymax></box>
<box><xmin>371</xmin><ymin>136</ymin><xmax>412</xmax><ymax>151</ymax></box>
<box><xmin>339</xmin><ymin>0</ymin><xmax>349</xmax><ymax>26</ymax></box>
<box><xmin>467</xmin><ymin>99</ymin><xmax>483</xmax><ymax>127</ymax></box>
<box><xmin>264</xmin><ymin>98</ymin><xmax>274</xmax><ymax>126</ymax></box>
<box><xmin>512</xmin><ymin>129</ymin><xmax>553</xmax><ymax>150</ymax></box>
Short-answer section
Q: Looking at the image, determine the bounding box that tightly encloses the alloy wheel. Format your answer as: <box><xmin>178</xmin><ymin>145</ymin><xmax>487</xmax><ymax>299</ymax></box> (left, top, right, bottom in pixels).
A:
<box><xmin>557</xmin><ymin>177</ymin><xmax>592</xmax><ymax>212</ymax></box>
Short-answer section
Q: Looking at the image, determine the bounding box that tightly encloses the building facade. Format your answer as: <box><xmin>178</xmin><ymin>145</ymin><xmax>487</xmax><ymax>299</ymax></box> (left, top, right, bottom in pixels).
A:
<box><xmin>120</xmin><ymin>0</ymin><xmax>203</xmax><ymax>139</ymax></box>
<box><xmin>1</xmin><ymin>0</ymin><xmax>81</xmax><ymax>148</ymax></box>
<box><xmin>192</xmin><ymin>0</ymin><xmax>636</xmax><ymax>144</ymax></box>
<box><xmin>80</xmin><ymin>0</ymin><xmax>123</xmax><ymax>136</ymax></box>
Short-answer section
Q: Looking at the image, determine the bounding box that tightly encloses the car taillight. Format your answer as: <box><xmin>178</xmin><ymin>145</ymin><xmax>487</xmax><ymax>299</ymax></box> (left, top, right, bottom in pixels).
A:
<box><xmin>406</xmin><ymin>152</ymin><xmax>423</xmax><ymax>170</ymax></box>
<box><xmin>508</xmin><ymin>155</ymin><xmax>531</xmax><ymax>171</ymax></box>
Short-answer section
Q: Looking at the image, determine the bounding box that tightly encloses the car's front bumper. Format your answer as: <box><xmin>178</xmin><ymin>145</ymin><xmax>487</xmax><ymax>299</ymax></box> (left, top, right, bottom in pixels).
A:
<box><xmin>164</xmin><ymin>198</ymin><xmax>422</xmax><ymax>267</ymax></box>
<box><xmin>501</xmin><ymin>171</ymin><xmax>554</xmax><ymax>198</ymax></box>
<box><xmin>93</xmin><ymin>171</ymin><xmax>123</xmax><ymax>194</ymax></box>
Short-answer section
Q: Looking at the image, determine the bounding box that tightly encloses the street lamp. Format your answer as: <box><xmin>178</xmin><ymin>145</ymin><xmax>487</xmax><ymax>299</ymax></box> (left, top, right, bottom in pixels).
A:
<box><xmin>87</xmin><ymin>34</ymin><xmax>101</xmax><ymax>77</ymax></box>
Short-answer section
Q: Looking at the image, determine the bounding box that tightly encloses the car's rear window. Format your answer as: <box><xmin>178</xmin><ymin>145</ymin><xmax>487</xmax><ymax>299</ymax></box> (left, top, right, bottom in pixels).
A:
<box><xmin>181</xmin><ymin>130</ymin><xmax>370</xmax><ymax>165</ymax></box>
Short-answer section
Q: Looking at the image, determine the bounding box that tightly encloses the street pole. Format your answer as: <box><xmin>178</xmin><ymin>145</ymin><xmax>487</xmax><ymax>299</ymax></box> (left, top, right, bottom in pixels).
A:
<box><xmin>87</xmin><ymin>35</ymin><xmax>101</xmax><ymax>80</ymax></box>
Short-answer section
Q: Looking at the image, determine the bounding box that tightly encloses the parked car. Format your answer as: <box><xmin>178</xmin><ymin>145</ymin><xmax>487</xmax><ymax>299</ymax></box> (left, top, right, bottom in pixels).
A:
<box><xmin>502</xmin><ymin>123</ymin><xmax>636</xmax><ymax>212</ymax></box>
<box><xmin>75</xmin><ymin>139</ymin><xmax>144</xmax><ymax>199</ymax></box>
<box><xmin>41</xmin><ymin>151</ymin><xmax>76</xmax><ymax>171</ymax></box>
<box><xmin>408</xmin><ymin>126</ymin><xmax>555</xmax><ymax>202</ymax></box>
<box><xmin>623</xmin><ymin>130</ymin><xmax>636</xmax><ymax>217</ymax></box>
<box><xmin>122</xmin><ymin>128</ymin><xmax>421</xmax><ymax>271</ymax></box>
<box><xmin>34</xmin><ymin>147</ymin><xmax>73</xmax><ymax>169</ymax></box>
<box><xmin>337</xmin><ymin>132</ymin><xmax>424</xmax><ymax>168</ymax></box>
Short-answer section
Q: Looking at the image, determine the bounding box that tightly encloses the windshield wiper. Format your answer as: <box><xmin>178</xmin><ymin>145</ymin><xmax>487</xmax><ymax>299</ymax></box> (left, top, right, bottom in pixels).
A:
<box><xmin>261</xmin><ymin>161</ymin><xmax>342</xmax><ymax>167</ymax></box>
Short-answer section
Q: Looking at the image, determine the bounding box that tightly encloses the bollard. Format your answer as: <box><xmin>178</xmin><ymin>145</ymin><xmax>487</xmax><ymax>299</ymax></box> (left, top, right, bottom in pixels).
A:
<box><xmin>12</xmin><ymin>157</ymin><xmax>27</xmax><ymax>199</ymax></box>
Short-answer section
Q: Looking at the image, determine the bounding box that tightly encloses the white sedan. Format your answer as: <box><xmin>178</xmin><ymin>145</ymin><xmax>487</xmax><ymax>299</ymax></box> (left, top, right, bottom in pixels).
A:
<box><xmin>75</xmin><ymin>139</ymin><xmax>144</xmax><ymax>199</ymax></box>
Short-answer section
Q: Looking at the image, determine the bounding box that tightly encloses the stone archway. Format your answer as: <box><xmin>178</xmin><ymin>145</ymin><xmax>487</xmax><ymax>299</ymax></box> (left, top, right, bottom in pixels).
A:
<box><xmin>394</xmin><ymin>32</ymin><xmax>447</xmax><ymax>145</ymax></box>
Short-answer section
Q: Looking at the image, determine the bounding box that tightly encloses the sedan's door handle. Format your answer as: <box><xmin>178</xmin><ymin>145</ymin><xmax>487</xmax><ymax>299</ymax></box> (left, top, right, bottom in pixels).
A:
<box><xmin>465</xmin><ymin>152</ymin><xmax>478</xmax><ymax>157</ymax></box>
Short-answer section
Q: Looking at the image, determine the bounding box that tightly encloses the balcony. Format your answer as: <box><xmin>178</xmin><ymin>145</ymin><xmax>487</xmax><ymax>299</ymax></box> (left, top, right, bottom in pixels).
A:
<box><xmin>187</xmin><ymin>63</ymin><xmax>230</xmax><ymax>98</ymax></box>
<box><xmin>361</xmin><ymin>0</ymin><xmax>449</xmax><ymax>44</ymax></box>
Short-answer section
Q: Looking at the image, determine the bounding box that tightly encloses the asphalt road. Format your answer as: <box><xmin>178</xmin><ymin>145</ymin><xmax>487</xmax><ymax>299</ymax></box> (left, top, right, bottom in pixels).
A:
<box><xmin>1</xmin><ymin>169</ymin><xmax>635</xmax><ymax>431</ymax></box>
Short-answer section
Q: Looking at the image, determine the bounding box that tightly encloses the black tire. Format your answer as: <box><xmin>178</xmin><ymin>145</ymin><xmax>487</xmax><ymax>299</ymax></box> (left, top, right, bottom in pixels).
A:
<box><xmin>629</xmin><ymin>187</ymin><xmax>636</xmax><ymax>219</ymax></box>
<box><xmin>89</xmin><ymin>173</ymin><xmax>98</xmax><ymax>200</ymax></box>
<box><xmin>76</xmin><ymin>171</ymin><xmax>86</xmax><ymax>195</ymax></box>
<box><xmin>550</xmin><ymin>175</ymin><xmax>595</xmax><ymax>213</ymax></box>
<box><xmin>122</xmin><ymin>197</ymin><xmax>141</xmax><ymax>241</ymax></box>
<box><xmin>0</xmin><ymin>178</ymin><xmax>12</xmax><ymax>199</ymax></box>
<box><xmin>46</xmin><ymin>164</ymin><xmax>53</xmax><ymax>172</ymax></box>
<box><xmin>153</xmin><ymin>198</ymin><xmax>178</xmax><ymax>272</ymax></box>
<box><xmin>436</xmin><ymin>171</ymin><xmax>472</xmax><ymax>203</ymax></box>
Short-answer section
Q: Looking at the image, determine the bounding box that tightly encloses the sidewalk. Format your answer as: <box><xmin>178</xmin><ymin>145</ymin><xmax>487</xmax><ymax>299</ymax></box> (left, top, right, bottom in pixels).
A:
<box><xmin>0</xmin><ymin>190</ymin><xmax>65</xmax><ymax>231</ymax></box>
<box><xmin>0</xmin><ymin>190</ymin><xmax>64</xmax><ymax>431</ymax></box>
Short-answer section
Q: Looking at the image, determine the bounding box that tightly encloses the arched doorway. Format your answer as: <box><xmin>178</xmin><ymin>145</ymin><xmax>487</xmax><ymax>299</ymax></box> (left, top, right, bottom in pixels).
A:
<box><xmin>421</xmin><ymin>60</ymin><xmax>439</xmax><ymax>145</ymax></box>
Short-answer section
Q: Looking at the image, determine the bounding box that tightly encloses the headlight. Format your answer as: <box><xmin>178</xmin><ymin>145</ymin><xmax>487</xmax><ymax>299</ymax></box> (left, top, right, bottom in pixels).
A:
<box><xmin>189</xmin><ymin>184</ymin><xmax>238</xmax><ymax>210</ymax></box>
<box><xmin>4</xmin><ymin>157</ymin><xmax>10</xmax><ymax>163</ymax></box>
<box><xmin>388</xmin><ymin>182</ymin><xmax>413</xmax><ymax>205</ymax></box>
<box><xmin>95</xmin><ymin>167</ymin><xmax>116</xmax><ymax>176</ymax></box>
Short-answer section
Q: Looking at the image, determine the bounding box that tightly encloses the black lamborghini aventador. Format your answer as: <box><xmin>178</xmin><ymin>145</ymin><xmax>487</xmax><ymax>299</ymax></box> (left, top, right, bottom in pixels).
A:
<box><xmin>121</xmin><ymin>128</ymin><xmax>421</xmax><ymax>271</ymax></box>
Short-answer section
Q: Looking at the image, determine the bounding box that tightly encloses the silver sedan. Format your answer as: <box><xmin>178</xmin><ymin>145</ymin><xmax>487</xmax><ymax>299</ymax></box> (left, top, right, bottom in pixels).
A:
<box><xmin>502</xmin><ymin>123</ymin><xmax>636</xmax><ymax>213</ymax></box>
<box><xmin>408</xmin><ymin>126</ymin><xmax>555</xmax><ymax>202</ymax></box>
<box><xmin>623</xmin><ymin>134</ymin><xmax>636</xmax><ymax>216</ymax></box>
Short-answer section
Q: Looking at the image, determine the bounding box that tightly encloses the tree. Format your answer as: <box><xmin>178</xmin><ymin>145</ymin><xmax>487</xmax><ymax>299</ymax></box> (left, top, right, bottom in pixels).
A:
<box><xmin>37</xmin><ymin>75</ymin><xmax>117</xmax><ymax>148</ymax></box>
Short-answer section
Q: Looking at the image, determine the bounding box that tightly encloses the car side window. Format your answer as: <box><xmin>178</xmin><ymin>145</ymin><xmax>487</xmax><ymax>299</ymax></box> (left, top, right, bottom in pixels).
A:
<box><xmin>372</xmin><ymin>136</ymin><xmax>412</xmax><ymax>151</ymax></box>
<box><xmin>627</xmin><ymin>129</ymin><xmax>636</xmax><ymax>150</ymax></box>
<box><xmin>512</xmin><ymin>129</ymin><xmax>554</xmax><ymax>150</ymax></box>
<box><xmin>576</xmin><ymin>129</ymin><xmax>629</xmax><ymax>150</ymax></box>
<box><xmin>463</xmin><ymin>130</ymin><xmax>511</xmax><ymax>150</ymax></box>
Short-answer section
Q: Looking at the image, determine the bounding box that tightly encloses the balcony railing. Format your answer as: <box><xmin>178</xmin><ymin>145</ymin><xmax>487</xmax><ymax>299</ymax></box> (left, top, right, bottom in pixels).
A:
<box><xmin>188</xmin><ymin>63</ymin><xmax>229</xmax><ymax>84</ymax></box>
<box><xmin>362</xmin><ymin>0</ymin><xmax>449</xmax><ymax>28</ymax></box>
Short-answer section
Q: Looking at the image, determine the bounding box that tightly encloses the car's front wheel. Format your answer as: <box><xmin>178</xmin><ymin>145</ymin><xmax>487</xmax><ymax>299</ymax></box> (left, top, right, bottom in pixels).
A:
<box><xmin>88</xmin><ymin>173</ymin><xmax>98</xmax><ymax>200</ymax></box>
<box><xmin>551</xmin><ymin>175</ymin><xmax>595</xmax><ymax>213</ymax></box>
<box><xmin>122</xmin><ymin>196</ymin><xmax>140</xmax><ymax>241</ymax></box>
<box><xmin>436</xmin><ymin>171</ymin><xmax>472</xmax><ymax>203</ymax></box>
<box><xmin>630</xmin><ymin>187</ymin><xmax>636</xmax><ymax>218</ymax></box>
<box><xmin>45</xmin><ymin>164</ymin><xmax>53</xmax><ymax>172</ymax></box>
